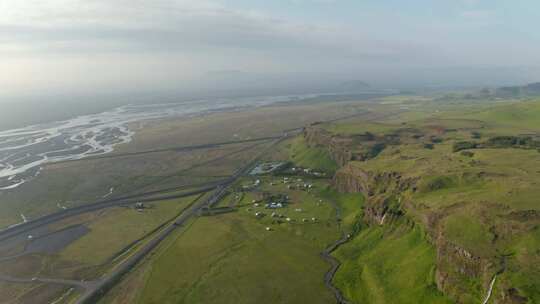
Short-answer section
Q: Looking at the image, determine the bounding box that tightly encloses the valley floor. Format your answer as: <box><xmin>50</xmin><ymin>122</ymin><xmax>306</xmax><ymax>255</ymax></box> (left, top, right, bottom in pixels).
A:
<box><xmin>1</xmin><ymin>94</ymin><xmax>540</xmax><ymax>303</ymax></box>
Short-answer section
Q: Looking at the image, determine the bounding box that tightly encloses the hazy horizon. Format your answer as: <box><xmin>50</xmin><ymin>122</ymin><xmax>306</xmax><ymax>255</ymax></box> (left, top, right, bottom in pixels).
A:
<box><xmin>2</xmin><ymin>3</ymin><xmax>540</xmax><ymax>303</ymax></box>
<box><xmin>2</xmin><ymin>0</ymin><xmax>540</xmax><ymax>101</ymax></box>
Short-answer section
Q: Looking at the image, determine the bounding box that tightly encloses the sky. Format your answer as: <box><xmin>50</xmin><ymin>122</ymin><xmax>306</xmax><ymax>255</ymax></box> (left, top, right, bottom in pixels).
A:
<box><xmin>1</xmin><ymin>0</ymin><xmax>540</xmax><ymax>99</ymax></box>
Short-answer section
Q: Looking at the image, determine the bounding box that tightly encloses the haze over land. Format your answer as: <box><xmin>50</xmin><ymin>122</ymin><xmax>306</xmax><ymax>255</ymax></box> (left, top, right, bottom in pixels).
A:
<box><xmin>1</xmin><ymin>1</ymin><xmax>540</xmax><ymax>304</ymax></box>
<box><xmin>1</xmin><ymin>0</ymin><xmax>540</xmax><ymax>101</ymax></box>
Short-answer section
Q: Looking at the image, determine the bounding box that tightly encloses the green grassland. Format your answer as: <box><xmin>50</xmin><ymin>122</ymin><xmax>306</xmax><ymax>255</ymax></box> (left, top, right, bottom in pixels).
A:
<box><xmin>0</xmin><ymin>195</ymin><xmax>200</xmax><ymax>303</ymax></box>
<box><xmin>0</xmin><ymin>281</ymin><xmax>38</xmax><ymax>304</ymax></box>
<box><xmin>99</xmin><ymin>97</ymin><xmax>540</xmax><ymax>304</ymax></box>
<box><xmin>0</xmin><ymin>95</ymin><xmax>383</xmax><ymax>304</ymax></box>
<box><xmin>100</xmin><ymin>177</ymin><xmax>359</xmax><ymax>304</ymax></box>
<box><xmin>318</xmin><ymin>187</ymin><xmax>364</xmax><ymax>234</ymax></box>
<box><xmin>60</xmin><ymin>196</ymin><xmax>198</xmax><ymax>266</ymax></box>
<box><xmin>288</xmin><ymin>136</ymin><xmax>339</xmax><ymax>173</ymax></box>
<box><xmin>313</xmin><ymin>162</ymin><xmax>451</xmax><ymax>303</ymax></box>
<box><xmin>137</xmin><ymin>214</ymin><xmax>334</xmax><ymax>304</ymax></box>
<box><xmin>311</xmin><ymin>97</ymin><xmax>540</xmax><ymax>303</ymax></box>
<box><xmin>4</xmin><ymin>94</ymin><xmax>540</xmax><ymax>304</ymax></box>
<box><xmin>0</xmin><ymin>145</ymin><xmax>236</xmax><ymax>229</ymax></box>
<box><xmin>100</xmin><ymin>97</ymin><xmax>540</xmax><ymax>304</ymax></box>
<box><xmin>458</xmin><ymin>99</ymin><xmax>540</xmax><ymax>134</ymax></box>
<box><xmin>0</xmin><ymin>99</ymin><xmax>373</xmax><ymax>229</ymax></box>
<box><xmin>324</xmin><ymin>121</ymin><xmax>401</xmax><ymax>136</ymax></box>
<box><xmin>0</xmin><ymin>281</ymin><xmax>70</xmax><ymax>304</ymax></box>
<box><xmin>333</xmin><ymin>222</ymin><xmax>452</xmax><ymax>304</ymax></box>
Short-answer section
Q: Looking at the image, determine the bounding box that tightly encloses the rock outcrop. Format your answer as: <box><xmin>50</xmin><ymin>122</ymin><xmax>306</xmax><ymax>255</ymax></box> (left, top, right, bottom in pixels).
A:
<box><xmin>302</xmin><ymin>123</ymin><xmax>529</xmax><ymax>303</ymax></box>
<box><xmin>332</xmin><ymin>163</ymin><xmax>503</xmax><ymax>303</ymax></box>
<box><xmin>333</xmin><ymin>163</ymin><xmax>416</xmax><ymax>225</ymax></box>
<box><xmin>303</xmin><ymin>126</ymin><xmax>387</xmax><ymax>167</ymax></box>
<box><xmin>434</xmin><ymin>232</ymin><xmax>494</xmax><ymax>303</ymax></box>
<box><xmin>303</xmin><ymin>127</ymin><xmax>355</xmax><ymax>167</ymax></box>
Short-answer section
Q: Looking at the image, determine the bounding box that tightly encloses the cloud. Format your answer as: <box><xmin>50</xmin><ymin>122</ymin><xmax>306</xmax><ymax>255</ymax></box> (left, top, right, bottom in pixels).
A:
<box><xmin>1</xmin><ymin>0</ymin><xmax>529</xmax><ymax>97</ymax></box>
<box><xmin>0</xmin><ymin>0</ymin><xmax>426</xmax><ymax>58</ymax></box>
<box><xmin>461</xmin><ymin>0</ymin><xmax>481</xmax><ymax>7</ymax></box>
<box><xmin>289</xmin><ymin>0</ymin><xmax>340</xmax><ymax>4</ymax></box>
<box><xmin>460</xmin><ymin>9</ymin><xmax>496</xmax><ymax>20</ymax></box>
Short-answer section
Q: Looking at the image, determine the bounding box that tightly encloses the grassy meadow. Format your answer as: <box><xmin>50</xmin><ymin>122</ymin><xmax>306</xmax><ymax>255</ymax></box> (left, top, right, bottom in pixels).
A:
<box><xmin>100</xmin><ymin>177</ymin><xmax>365</xmax><ymax>304</ymax></box>
<box><xmin>3</xmin><ymin>94</ymin><xmax>540</xmax><ymax>304</ymax></box>
<box><xmin>101</xmin><ymin>97</ymin><xmax>540</xmax><ymax>304</ymax></box>
<box><xmin>333</xmin><ymin>222</ymin><xmax>452</xmax><ymax>304</ymax></box>
<box><xmin>319</xmin><ymin>97</ymin><xmax>540</xmax><ymax>303</ymax></box>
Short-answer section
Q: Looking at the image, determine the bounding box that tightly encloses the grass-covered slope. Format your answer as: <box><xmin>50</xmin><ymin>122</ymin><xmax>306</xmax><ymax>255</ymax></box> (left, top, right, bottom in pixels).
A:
<box><xmin>94</xmin><ymin>97</ymin><xmax>540</xmax><ymax>304</ymax></box>
<box><xmin>460</xmin><ymin>100</ymin><xmax>540</xmax><ymax>133</ymax></box>
<box><xmin>288</xmin><ymin>137</ymin><xmax>339</xmax><ymax>173</ymax></box>
<box><xmin>334</xmin><ymin>222</ymin><xmax>452</xmax><ymax>304</ymax></box>
<box><xmin>309</xmin><ymin>99</ymin><xmax>540</xmax><ymax>303</ymax></box>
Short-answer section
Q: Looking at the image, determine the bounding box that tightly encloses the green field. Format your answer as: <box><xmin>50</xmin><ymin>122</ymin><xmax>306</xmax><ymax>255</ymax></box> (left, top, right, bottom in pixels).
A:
<box><xmin>333</xmin><ymin>222</ymin><xmax>452</xmax><ymax>304</ymax></box>
<box><xmin>0</xmin><ymin>99</ymin><xmax>369</xmax><ymax>229</ymax></box>
<box><xmin>311</xmin><ymin>97</ymin><xmax>540</xmax><ymax>303</ymax></box>
<box><xmin>99</xmin><ymin>97</ymin><xmax>540</xmax><ymax>304</ymax></box>
<box><xmin>288</xmin><ymin>137</ymin><xmax>339</xmax><ymax>173</ymax></box>
<box><xmin>3</xmin><ymin>94</ymin><xmax>540</xmax><ymax>304</ymax></box>
<box><xmin>137</xmin><ymin>214</ymin><xmax>334</xmax><ymax>304</ymax></box>
<box><xmin>60</xmin><ymin>196</ymin><xmax>198</xmax><ymax>266</ymax></box>
<box><xmin>101</xmin><ymin>177</ymin><xmax>354</xmax><ymax>304</ymax></box>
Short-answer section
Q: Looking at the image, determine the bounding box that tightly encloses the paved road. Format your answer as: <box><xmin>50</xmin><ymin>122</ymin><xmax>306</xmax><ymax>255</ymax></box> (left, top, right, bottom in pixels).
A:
<box><xmin>0</xmin><ymin>134</ymin><xmax>287</xmax><ymax>304</ymax></box>
<box><xmin>0</xmin><ymin>155</ymin><xmax>260</xmax><ymax>302</ymax></box>
<box><xmin>74</xmin><ymin>136</ymin><xmax>286</xmax><ymax>304</ymax></box>
<box><xmin>0</xmin><ymin>136</ymin><xmax>280</xmax><ymax>245</ymax></box>
<box><xmin>0</xmin><ymin>109</ymin><xmax>388</xmax><ymax>245</ymax></box>
<box><xmin>0</xmin><ymin>110</ymin><xmax>385</xmax><ymax>303</ymax></box>
<box><xmin>0</xmin><ymin>181</ymin><xmax>225</xmax><ymax>244</ymax></box>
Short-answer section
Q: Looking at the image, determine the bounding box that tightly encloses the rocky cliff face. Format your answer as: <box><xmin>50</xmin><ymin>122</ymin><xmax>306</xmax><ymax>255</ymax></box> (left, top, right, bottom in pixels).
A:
<box><xmin>333</xmin><ymin>163</ymin><xmax>416</xmax><ymax>225</ymax></box>
<box><xmin>332</xmin><ymin>163</ymin><xmax>504</xmax><ymax>303</ymax></box>
<box><xmin>302</xmin><ymin>123</ymin><xmax>528</xmax><ymax>303</ymax></box>
<box><xmin>434</xmin><ymin>232</ymin><xmax>494</xmax><ymax>303</ymax></box>
<box><xmin>303</xmin><ymin>126</ymin><xmax>355</xmax><ymax>167</ymax></box>
<box><xmin>332</xmin><ymin>163</ymin><xmax>370</xmax><ymax>193</ymax></box>
<box><xmin>303</xmin><ymin>126</ymin><xmax>387</xmax><ymax>167</ymax></box>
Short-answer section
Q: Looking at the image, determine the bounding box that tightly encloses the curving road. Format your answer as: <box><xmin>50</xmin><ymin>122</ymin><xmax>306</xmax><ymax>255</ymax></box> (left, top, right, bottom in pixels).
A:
<box><xmin>0</xmin><ymin>110</ymin><xmax>379</xmax><ymax>303</ymax></box>
<box><xmin>73</xmin><ymin>136</ymin><xmax>287</xmax><ymax>304</ymax></box>
<box><xmin>0</xmin><ymin>183</ymin><xmax>221</xmax><ymax>243</ymax></box>
<box><xmin>0</xmin><ymin>141</ymin><xmax>271</xmax><ymax>303</ymax></box>
<box><xmin>0</xmin><ymin>136</ymin><xmax>283</xmax><ymax>244</ymax></box>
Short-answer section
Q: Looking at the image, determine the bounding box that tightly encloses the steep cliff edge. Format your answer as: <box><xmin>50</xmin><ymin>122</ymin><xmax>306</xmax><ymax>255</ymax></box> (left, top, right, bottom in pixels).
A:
<box><xmin>333</xmin><ymin>164</ymin><xmax>416</xmax><ymax>225</ymax></box>
<box><xmin>303</xmin><ymin>126</ymin><xmax>354</xmax><ymax>167</ymax></box>
<box><xmin>298</xmin><ymin>116</ymin><xmax>538</xmax><ymax>303</ymax></box>
<box><xmin>332</xmin><ymin>163</ymin><xmax>526</xmax><ymax>304</ymax></box>
<box><xmin>303</xmin><ymin>126</ymin><xmax>387</xmax><ymax>167</ymax></box>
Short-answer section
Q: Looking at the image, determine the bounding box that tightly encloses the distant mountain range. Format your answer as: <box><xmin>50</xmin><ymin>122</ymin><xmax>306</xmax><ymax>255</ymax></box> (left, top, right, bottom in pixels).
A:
<box><xmin>496</xmin><ymin>82</ymin><xmax>540</xmax><ymax>97</ymax></box>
